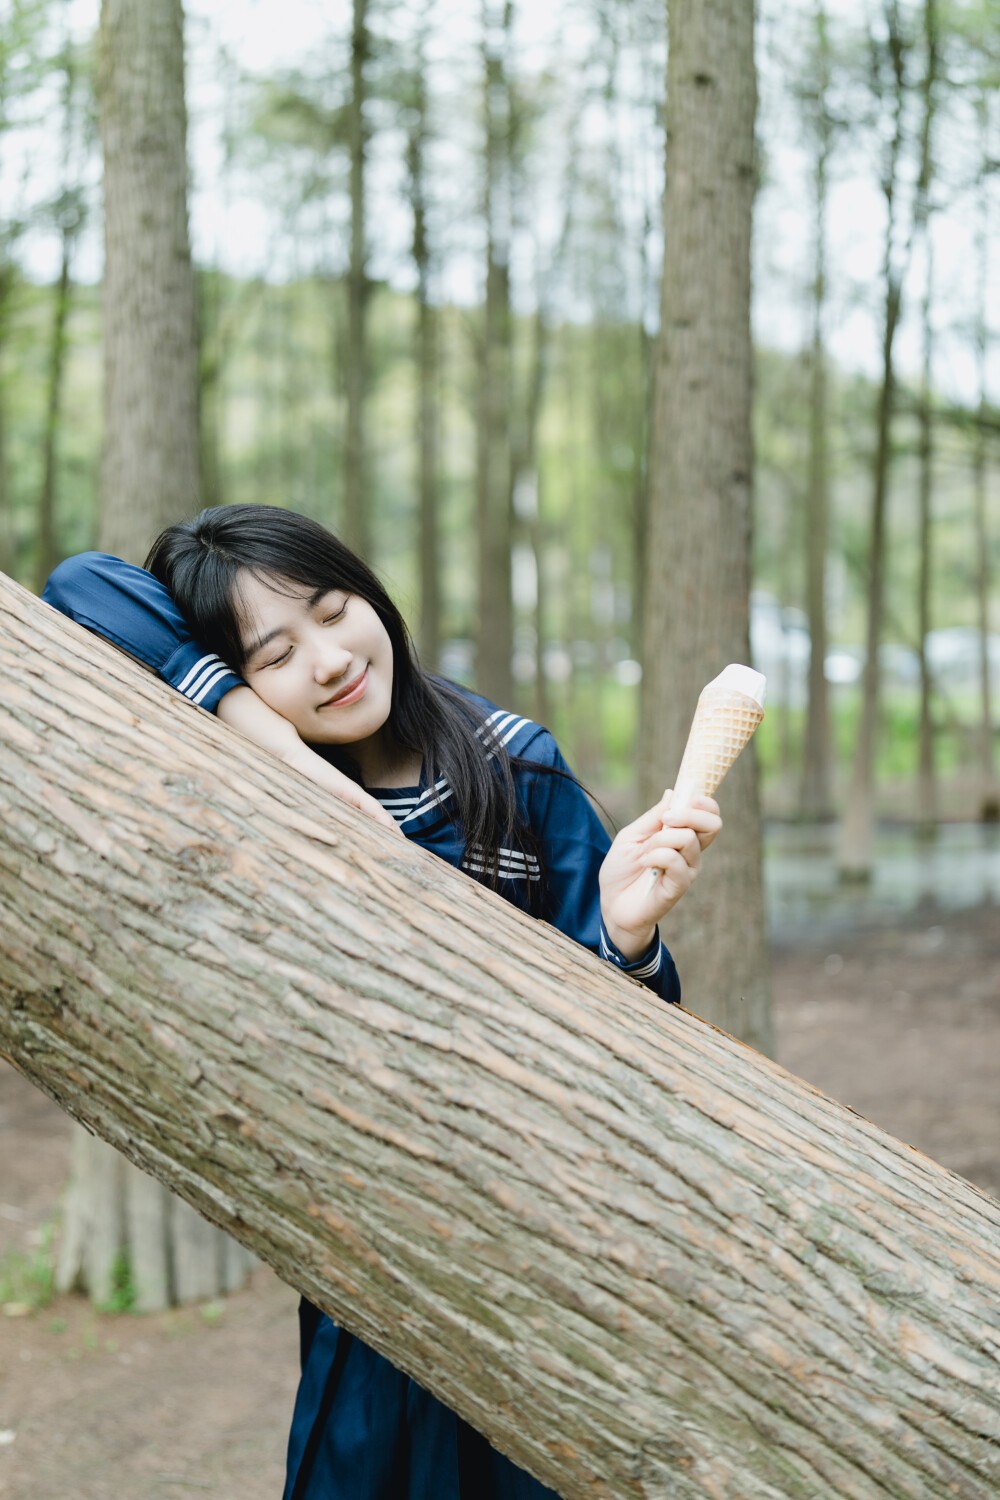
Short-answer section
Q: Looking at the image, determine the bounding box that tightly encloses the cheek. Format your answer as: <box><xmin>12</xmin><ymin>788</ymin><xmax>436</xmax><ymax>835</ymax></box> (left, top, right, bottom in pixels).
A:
<box><xmin>246</xmin><ymin>668</ymin><xmax>306</xmax><ymax>718</ymax></box>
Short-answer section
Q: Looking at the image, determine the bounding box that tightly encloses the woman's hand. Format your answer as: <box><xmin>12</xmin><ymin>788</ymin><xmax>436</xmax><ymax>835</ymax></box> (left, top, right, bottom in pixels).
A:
<box><xmin>599</xmin><ymin>791</ymin><xmax>722</xmax><ymax>961</ymax></box>
<box><xmin>217</xmin><ymin>686</ymin><xmax>403</xmax><ymax>837</ymax></box>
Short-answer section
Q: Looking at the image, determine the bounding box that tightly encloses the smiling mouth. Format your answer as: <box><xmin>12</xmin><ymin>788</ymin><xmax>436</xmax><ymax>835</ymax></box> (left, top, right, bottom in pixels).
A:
<box><xmin>320</xmin><ymin>667</ymin><xmax>369</xmax><ymax>707</ymax></box>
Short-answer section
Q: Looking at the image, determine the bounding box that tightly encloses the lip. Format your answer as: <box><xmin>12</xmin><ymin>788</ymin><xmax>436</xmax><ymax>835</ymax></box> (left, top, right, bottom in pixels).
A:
<box><xmin>320</xmin><ymin>666</ymin><xmax>369</xmax><ymax>708</ymax></box>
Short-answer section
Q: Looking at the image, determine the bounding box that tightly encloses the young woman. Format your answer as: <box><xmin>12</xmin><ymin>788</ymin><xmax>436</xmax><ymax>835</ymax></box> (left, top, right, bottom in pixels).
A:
<box><xmin>44</xmin><ymin>504</ymin><xmax>721</xmax><ymax>1500</ymax></box>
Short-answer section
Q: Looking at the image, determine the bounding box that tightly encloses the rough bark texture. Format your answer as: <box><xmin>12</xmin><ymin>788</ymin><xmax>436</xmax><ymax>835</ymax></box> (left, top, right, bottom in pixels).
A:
<box><xmin>97</xmin><ymin>0</ymin><xmax>200</xmax><ymax>564</ymax></box>
<box><xmin>475</xmin><ymin>0</ymin><xmax>514</xmax><ymax>708</ymax></box>
<box><xmin>343</xmin><ymin>0</ymin><xmax>371</xmax><ymax>561</ymax></box>
<box><xmin>638</xmin><ymin>0</ymin><xmax>772</xmax><ymax>1054</ymax></box>
<box><xmin>915</xmin><ymin>0</ymin><xmax>938</xmax><ymax>831</ymax></box>
<box><xmin>837</xmin><ymin>4</ymin><xmax>906</xmax><ymax>880</ymax></box>
<box><xmin>972</xmin><ymin>93</ymin><xmax>995</xmax><ymax>818</ymax></box>
<box><xmin>405</xmin><ymin>45</ymin><xmax>441</xmax><ymax>671</ymax></box>
<box><xmin>800</xmin><ymin>1</ymin><xmax>834</xmax><ymax>822</ymax></box>
<box><xmin>7</xmin><ymin>577</ymin><xmax>1000</xmax><ymax>1497</ymax></box>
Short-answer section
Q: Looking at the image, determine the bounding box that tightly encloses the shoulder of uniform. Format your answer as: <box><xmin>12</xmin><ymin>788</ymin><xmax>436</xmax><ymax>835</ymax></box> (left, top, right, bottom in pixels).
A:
<box><xmin>432</xmin><ymin>679</ymin><xmax>548</xmax><ymax>761</ymax></box>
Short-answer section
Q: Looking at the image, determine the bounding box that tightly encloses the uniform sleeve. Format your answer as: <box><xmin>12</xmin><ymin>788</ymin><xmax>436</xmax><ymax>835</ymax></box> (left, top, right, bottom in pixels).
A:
<box><xmin>519</xmin><ymin>730</ymin><xmax>680</xmax><ymax>1006</ymax></box>
<box><xmin>42</xmin><ymin>552</ymin><xmax>244</xmax><ymax>713</ymax></box>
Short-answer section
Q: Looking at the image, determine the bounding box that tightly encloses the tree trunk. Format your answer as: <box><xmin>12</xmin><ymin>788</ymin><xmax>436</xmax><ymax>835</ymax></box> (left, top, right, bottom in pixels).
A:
<box><xmin>972</xmin><ymin>93</ymin><xmax>995</xmax><ymax>819</ymax></box>
<box><xmin>406</xmin><ymin>42</ymin><xmax>441</xmax><ymax>671</ymax></box>
<box><xmin>76</xmin><ymin>0</ymin><xmax>248</xmax><ymax>1309</ymax></box>
<box><xmin>34</xmin><ymin>232</ymin><xmax>74</xmax><ymax>593</ymax></box>
<box><xmin>475</xmin><ymin>0</ymin><xmax>514</xmax><ymax>707</ymax></box>
<box><xmin>837</xmin><ymin>3</ymin><xmax>907</xmax><ymax>880</ymax></box>
<box><xmin>97</xmin><ymin>0</ymin><xmax>201</xmax><ymax>564</ymax></box>
<box><xmin>34</xmin><ymin>29</ymin><xmax>81</xmax><ymax>594</ymax></box>
<box><xmin>800</xmin><ymin>1</ymin><xmax>834</xmax><ymax>821</ymax></box>
<box><xmin>639</xmin><ymin>0</ymin><xmax>772</xmax><ymax>1054</ymax></box>
<box><xmin>0</xmin><ymin>263</ymin><xmax>12</xmax><ymax>580</ymax></box>
<box><xmin>915</xmin><ymin>0</ymin><xmax>938</xmax><ymax>832</ymax></box>
<box><xmin>343</xmin><ymin>0</ymin><xmax>371</xmax><ymax>560</ymax></box>
<box><xmin>5</xmin><ymin>574</ymin><xmax>1000</xmax><ymax>1498</ymax></box>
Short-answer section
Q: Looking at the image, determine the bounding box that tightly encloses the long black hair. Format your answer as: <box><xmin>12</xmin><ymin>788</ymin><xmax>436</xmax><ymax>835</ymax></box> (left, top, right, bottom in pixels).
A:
<box><xmin>145</xmin><ymin>504</ymin><xmax>542</xmax><ymax>897</ymax></box>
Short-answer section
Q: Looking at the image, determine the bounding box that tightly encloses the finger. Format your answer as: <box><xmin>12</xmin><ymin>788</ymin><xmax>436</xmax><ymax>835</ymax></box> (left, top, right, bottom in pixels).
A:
<box><xmin>359</xmin><ymin>795</ymin><xmax>406</xmax><ymax>836</ymax></box>
<box><xmin>643</xmin><ymin>825</ymin><xmax>702</xmax><ymax>861</ymax></box>
<box><xmin>661</xmin><ymin>804</ymin><xmax>722</xmax><ymax>832</ymax></box>
<box><xmin>644</xmin><ymin>828</ymin><xmax>701</xmax><ymax>876</ymax></box>
<box><xmin>617</xmin><ymin>803</ymin><xmax>672</xmax><ymax>842</ymax></box>
<box><xmin>643</xmin><ymin>847</ymin><xmax>695</xmax><ymax>886</ymax></box>
<box><xmin>643</xmin><ymin>841</ymin><xmax>700</xmax><ymax>880</ymax></box>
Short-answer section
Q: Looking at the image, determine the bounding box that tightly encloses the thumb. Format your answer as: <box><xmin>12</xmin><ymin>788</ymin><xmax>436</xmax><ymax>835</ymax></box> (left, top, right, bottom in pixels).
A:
<box><xmin>620</xmin><ymin>789</ymin><xmax>675</xmax><ymax>842</ymax></box>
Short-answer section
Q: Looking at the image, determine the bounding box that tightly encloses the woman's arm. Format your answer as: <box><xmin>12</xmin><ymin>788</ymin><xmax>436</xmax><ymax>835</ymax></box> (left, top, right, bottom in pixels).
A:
<box><xmin>519</xmin><ymin>731</ymin><xmax>682</xmax><ymax>1006</ymax></box>
<box><xmin>217</xmin><ymin>687</ymin><xmax>400</xmax><ymax>833</ymax></box>
<box><xmin>44</xmin><ymin>551</ymin><xmax>243</xmax><ymax>709</ymax></box>
<box><xmin>44</xmin><ymin>553</ymin><xmax>401</xmax><ymax>836</ymax></box>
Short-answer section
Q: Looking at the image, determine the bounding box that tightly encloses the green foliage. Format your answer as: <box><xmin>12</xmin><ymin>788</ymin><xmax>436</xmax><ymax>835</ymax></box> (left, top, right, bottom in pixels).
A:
<box><xmin>0</xmin><ymin>1219</ymin><xmax>55</xmax><ymax>1312</ymax></box>
<box><xmin>101</xmin><ymin>1248</ymin><xmax>137</xmax><ymax>1315</ymax></box>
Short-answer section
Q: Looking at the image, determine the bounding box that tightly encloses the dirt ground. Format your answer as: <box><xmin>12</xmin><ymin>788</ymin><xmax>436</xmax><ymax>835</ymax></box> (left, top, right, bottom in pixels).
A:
<box><xmin>2</xmin><ymin>901</ymin><xmax>998</xmax><ymax>1499</ymax></box>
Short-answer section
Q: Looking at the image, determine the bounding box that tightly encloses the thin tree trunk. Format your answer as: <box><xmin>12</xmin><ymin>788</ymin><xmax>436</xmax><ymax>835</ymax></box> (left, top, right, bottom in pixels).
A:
<box><xmin>197</xmin><ymin>268</ymin><xmax>224</xmax><ymax>513</ymax></box>
<box><xmin>0</xmin><ymin>263</ymin><xmax>12</xmax><ymax>579</ymax></box>
<box><xmin>97</xmin><ymin>0</ymin><xmax>200</xmax><ymax>563</ymax></box>
<box><xmin>916</xmin><ymin>242</ymin><xmax>935</xmax><ymax>829</ymax></box>
<box><xmin>34</xmin><ymin>28</ymin><xmax>80</xmax><ymax>593</ymax></box>
<box><xmin>639</xmin><ymin>0</ymin><xmax>772</xmax><ymax>1053</ymax></box>
<box><xmin>519</xmin><ymin>311</ymin><xmax>549</xmax><ymax>726</ymax></box>
<box><xmin>34</xmin><ymin>234</ymin><xmax>74</xmax><ymax>592</ymax></box>
<box><xmin>343</xmin><ymin>0</ymin><xmax>370</xmax><ymax>560</ymax></box>
<box><xmin>475</xmin><ymin>0</ymin><xmax>514</xmax><ymax>707</ymax></box>
<box><xmin>800</xmin><ymin>1</ymin><xmax>834</xmax><ymax>821</ymax></box>
<box><xmin>71</xmin><ymin>0</ymin><xmax>249</xmax><ymax>1310</ymax></box>
<box><xmin>915</xmin><ymin>0</ymin><xmax>938</xmax><ymax>832</ymax></box>
<box><xmin>838</xmin><ymin>4</ymin><xmax>907</xmax><ymax>879</ymax></box>
<box><xmin>5</xmin><ymin>573</ymin><xmax>1000</xmax><ymax>1499</ymax></box>
<box><xmin>406</xmin><ymin>42</ymin><xmax>441</xmax><ymax>670</ymax></box>
<box><xmin>973</xmin><ymin>93</ymin><xmax>995</xmax><ymax>818</ymax></box>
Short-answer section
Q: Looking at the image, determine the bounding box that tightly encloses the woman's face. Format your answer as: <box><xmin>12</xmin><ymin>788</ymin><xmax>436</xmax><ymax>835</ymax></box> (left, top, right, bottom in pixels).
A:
<box><xmin>235</xmin><ymin>570</ymin><xmax>394</xmax><ymax>747</ymax></box>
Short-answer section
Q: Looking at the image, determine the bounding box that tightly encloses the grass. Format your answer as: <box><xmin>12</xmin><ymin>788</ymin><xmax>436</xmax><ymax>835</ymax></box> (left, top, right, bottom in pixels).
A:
<box><xmin>0</xmin><ymin>1221</ymin><xmax>56</xmax><ymax>1312</ymax></box>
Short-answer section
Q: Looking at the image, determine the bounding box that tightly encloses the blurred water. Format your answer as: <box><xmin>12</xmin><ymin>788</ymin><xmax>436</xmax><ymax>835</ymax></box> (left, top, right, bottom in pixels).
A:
<box><xmin>764</xmin><ymin>822</ymin><xmax>1000</xmax><ymax>947</ymax></box>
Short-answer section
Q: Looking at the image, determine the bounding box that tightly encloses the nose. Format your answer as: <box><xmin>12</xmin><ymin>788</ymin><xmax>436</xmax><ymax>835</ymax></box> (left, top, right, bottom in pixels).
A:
<box><xmin>313</xmin><ymin>638</ymin><xmax>352</xmax><ymax>686</ymax></box>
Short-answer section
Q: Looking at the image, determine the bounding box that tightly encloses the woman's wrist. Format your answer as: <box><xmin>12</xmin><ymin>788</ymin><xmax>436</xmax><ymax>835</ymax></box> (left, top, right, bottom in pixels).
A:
<box><xmin>601</xmin><ymin>913</ymin><xmax>658</xmax><ymax>965</ymax></box>
<box><xmin>217</xmin><ymin>684</ymin><xmax>300</xmax><ymax>756</ymax></box>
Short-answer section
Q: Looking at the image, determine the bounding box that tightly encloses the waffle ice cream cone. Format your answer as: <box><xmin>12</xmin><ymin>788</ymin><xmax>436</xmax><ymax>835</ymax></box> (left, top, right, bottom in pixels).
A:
<box><xmin>649</xmin><ymin>664</ymin><xmax>765</xmax><ymax>886</ymax></box>
<box><xmin>672</xmin><ymin>664</ymin><xmax>766</xmax><ymax>809</ymax></box>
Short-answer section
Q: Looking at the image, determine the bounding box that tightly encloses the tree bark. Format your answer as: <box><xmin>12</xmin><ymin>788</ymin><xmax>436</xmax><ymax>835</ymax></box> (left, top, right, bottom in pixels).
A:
<box><xmin>800</xmin><ymin>0</ymin><xmax>834</xmax><ymax>822</ymax></box>
<box><xmin>82</xmin><ymin>0</ymin><xmax>249</xmax><ymax>1308</ymax></box>
<box><xmin>33</xmin><ymin>234</ymin><xmax>73</xmax><ymax>593</ymax></box>
<box><xmin>837</xmin><ymin>3</ymin><xmax>907</xmax><ymax>879</ymax></box>
<box><xmin>97</xmin><ymin>0</ymin><xmax>201</xmax><ymax>564</ymax></box>
<box><xmin>915</xmin><ymin>0</ymin><xmax>938</xmax><ymax>832</ymax></box>
<box><xmin>639</xmin><ymin>0</ymin><xmax>772</xmax><ymax>1054</ymax></box>
<box><xmin>475</xmin><ymin>0</ymin><xmax>515</xmax><ymax>707</ymax></box>
<box><xmin>343</xmin><ymin>0</ymin><xmax>371</xmax><ymax>561</ymax></box>
<box><xmin>5</xmin><ymin>574</ymin><xmax>1000</xmax><ymax>1497</ymax></box>
<box><xmin>972</xmin><ymin>92</ymin><xmax>995</xmax><ymax>819</ymax></box>
<box><xmin>34</xmin><ymin>28</ymin><xmax>82</xmax><ymax>594</ymax></box>
<box><xmin>405</xmin><ymin>37</ymin><xmax>441</xmax><ymax>671</ymax></box>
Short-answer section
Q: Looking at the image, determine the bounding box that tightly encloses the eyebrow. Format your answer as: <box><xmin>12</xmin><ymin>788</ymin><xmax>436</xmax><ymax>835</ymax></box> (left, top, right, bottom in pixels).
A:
<box><xmin>244</xmin><ymin>626</ymin><xmax>287</xmax><ymax>662</ymax></box>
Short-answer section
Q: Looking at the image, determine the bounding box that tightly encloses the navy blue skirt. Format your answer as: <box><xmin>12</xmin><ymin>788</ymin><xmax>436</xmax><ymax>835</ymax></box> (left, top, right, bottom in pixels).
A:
<box><xmin>284</xmin><ymin>1300</ymin><xmax>560</xmax><ymax>1500</ymax></box>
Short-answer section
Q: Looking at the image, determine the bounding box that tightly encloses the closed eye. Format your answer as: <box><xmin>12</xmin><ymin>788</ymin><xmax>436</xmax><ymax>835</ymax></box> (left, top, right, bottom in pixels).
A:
<box><xmin>262</xmin><ymin>646</ymin><xmax>292</xmax><ymax>668</ymax></box>
<box><xmin>321</xmin><ymin>598</ymin><xmax>348</xmax><ymax>624</ymax></box>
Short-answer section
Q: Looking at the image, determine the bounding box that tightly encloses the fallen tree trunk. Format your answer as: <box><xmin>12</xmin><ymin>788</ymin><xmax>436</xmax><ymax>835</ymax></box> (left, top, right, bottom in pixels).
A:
<box><xmin>2</xmin><ymin>571</ymin><xmax>1000</xmax><ymax>1500</ymax></box>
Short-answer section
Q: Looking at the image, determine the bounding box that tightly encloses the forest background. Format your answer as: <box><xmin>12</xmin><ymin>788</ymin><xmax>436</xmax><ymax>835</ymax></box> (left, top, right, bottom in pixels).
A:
<box><xmin>1</xmin><ymin>0</ymin><xmax>997</xmax><ymax>837</ymax></box>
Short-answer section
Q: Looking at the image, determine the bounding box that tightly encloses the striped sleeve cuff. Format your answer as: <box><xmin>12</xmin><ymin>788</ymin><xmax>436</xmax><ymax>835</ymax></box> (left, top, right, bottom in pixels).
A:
<box><xmin>599</xmin><ymin>923</ymin><xmax>664</xmax><ymax>982</ymax></box>
<box><xmin>162</xmin><ymin>641</ymin><xmax>244</xmax><ymax>712</ymax></box>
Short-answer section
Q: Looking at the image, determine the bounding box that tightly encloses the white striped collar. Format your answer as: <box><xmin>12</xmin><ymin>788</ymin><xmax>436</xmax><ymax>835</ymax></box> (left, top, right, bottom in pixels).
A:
<box><xmin>369</xmin><ymin>703</ymin><xmax>542</xmax><ymax>830</ymax></box>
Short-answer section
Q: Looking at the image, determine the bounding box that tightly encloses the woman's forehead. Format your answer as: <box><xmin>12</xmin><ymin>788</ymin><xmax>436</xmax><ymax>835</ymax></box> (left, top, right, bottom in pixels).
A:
<box><xmin>235</xmin><ymin>570</ymin><xmax>342</xmax><ymax>639</ymax></box>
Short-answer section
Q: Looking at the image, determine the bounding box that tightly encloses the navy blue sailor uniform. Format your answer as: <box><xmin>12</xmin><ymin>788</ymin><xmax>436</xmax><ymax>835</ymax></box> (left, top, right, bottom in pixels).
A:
<box><xmin>43</xmin><ymin>552</ymin><xmax>681</xmax><ymax>1500</ymax></box>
